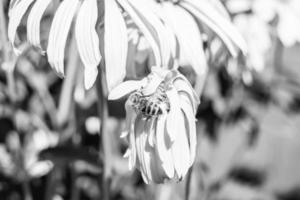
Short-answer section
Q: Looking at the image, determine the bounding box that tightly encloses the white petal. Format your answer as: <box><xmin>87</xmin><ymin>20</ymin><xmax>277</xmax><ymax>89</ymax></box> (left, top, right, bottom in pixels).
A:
<box><xmin>155</xmin><ymin>115</ymin><xmax>175</xmax><ymax>178</ymax></box>
<box><xmin>122</xmin><ymin>100</ymin><xmax>136</xmax><ymax>139</ymax></box>
<box><xmin>165</xmin><ymin>86</ymin><xmax>191</xmax><ymax>178</ymax></box>
<box><xmin>47</xmin><ymin>0</ymin><xmax>80</xmax><ymax>76</ymax></box>
<box><xmin>134</xmin><ymin>115</ymin><xmax>153</xmax><ymax>183</ymax></box>
<box><xmin>173</xmin><ymin>75</ymin><xmax>200</xmax><ymax>113</ymax></box>
<box><xmin>84</xmin><ymin>68</ymin><xmax>98</xmax><ymax>90</ymax></box>
<box><xmin>27</xmin><ymin>0</ymin><xmax>52</xmax><ymax>50</ymax></box>
<box><xmin>120</xmin><ymin>131</ymin><xmax>128</xmax><ymax>138</ymax></box>
<box><xmin>179</xmin><ymin>97</ymin><xmax>197</xmax><ymax>166</ymax></box>
<box><xmin>128</xmin><ymin>0</ymin><xmax>172</xmax><ymax>66</ymax></box>
<box><xmin>162</xmin><ymin>3</ymin><xmax>207</xmax><ymax>76</ymax></box>
<box><xmin>108</xmin><ymin>79</ymin><xmax>146</xmax><ymax>100</ymax></box>
<box><xmin>141</xmin><ymin>75</ymin><xmax>164</xmax><ymax>96</ymax></box>
<box><xmin>104</xmin><ymin>0</ymin><xmax>128</xmax><ymax>92</ymax></box>
<box><xmin>141</xmin><ymin>1</ymin><xmax>178</xmax><ymax>60</ymax></box>
<box><xmin>75</xmin><ymin>0</ymin><xmax>102</xmax><ymax>89</ymax></box>
<box><xmin>9</xmin><ymin>0</ymin><xmax>21</xmax><ymax>13</ymax></box>
<box><xmin>123</xmin><ymin>148</ymin><xmax>131</xmax><ymax>158</ymax></box>
<box><xmin>209</xmin><ymin>0</ymin><xmax>231</xmax><ymax>20</ymax></box>
<box><xmin>148</xmin><ymin>119</ymin><xmax>156</xmax><ymax>147</ymax></box>
<box><xmin>128</xmin><ymin>112</ymin><xmax>138</xmax><ymax>170</ymax></box>
<box><xmin>180</xmin><ymin>0</ymin><xmax>247</xmax><ymax>56</ymax></box>
<box><xmin>140</xmin><ymin>168</ymin><xmax>150</xmax><ymax>184</ymax></box>
<box><xmin>165</xmin><ymin>86</ymin><xmax>182</xmax><ymax>142</ymax></box>
<box><xmin>170</xmin><ymin>110</ymin><xmax>191</xmax><ymax>179</ymax></box>
<box><xmin>8</xmin><ymin>0</ymin><xmax>35</xmax><ymax>54</ymax></box>
<box><xmin>123</xmin><ymin>100</ymin><xmax>138</xmax><ymax>170</ymax></box>
<box><xmin>117</xmin><ymin>0</ymin><xmax>162</xmax><ymax>66</ymax></box>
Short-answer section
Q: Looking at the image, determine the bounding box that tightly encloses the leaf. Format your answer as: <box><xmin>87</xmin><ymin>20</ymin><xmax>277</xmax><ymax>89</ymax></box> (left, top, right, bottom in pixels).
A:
<box><xmin>27</xmin><ymin>0</ymin><xmax>52</xmax><ymax>52</ymax></box>
<box><xmin>8</xmin><ymin>0</ymin><xmax>35</xmax><ymax>54</ymax></box>
<box><xmin>117</xmin><ymin>0</ymin><xmax>161</xmax><ymax>66</ymax></box>
<box><xmin>75</xmin><ymin>0</ymin><xmax>102</xmax><ymax>89</ymax></box>
<box><xmin>162</xmin><ymin>2</ymin><xmax>207</xmax><ymax>76</ymax></box>
<box><xmin>47</xmin><ymin>0</ymin><xmax>80</xmax><ymax>76</ymax></box>
<box><xmin>104</xmin><ymin>0</ymin><xmax>128</xmax><ymax>92</ymax></box>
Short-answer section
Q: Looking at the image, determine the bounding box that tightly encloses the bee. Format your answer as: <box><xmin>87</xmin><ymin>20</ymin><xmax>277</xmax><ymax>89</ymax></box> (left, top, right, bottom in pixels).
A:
<box><xmin>129</xmin><ymin>83</ymin><xmax>170</xmax><ymax>117</ymax></box>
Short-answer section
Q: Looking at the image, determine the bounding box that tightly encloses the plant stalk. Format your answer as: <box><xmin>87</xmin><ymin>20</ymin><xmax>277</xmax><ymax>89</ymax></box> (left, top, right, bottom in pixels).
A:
<box><xmin>96</xmin><ymin>63</ymin><xmax>112</xmax><ymax>200</ymax></box>
<box><xmin>56</xmin><ymin>37</ymin><xmax>79</xmax><ymax>130</ymax></box>
<box><xmin>185</xmin><ymin>166</ymin><xmax>193</xmax><ymax>200</ymax></box>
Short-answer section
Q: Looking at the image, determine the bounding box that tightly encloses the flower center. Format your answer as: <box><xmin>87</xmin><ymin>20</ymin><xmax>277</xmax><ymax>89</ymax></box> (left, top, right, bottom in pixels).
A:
<box><xmin>129</xmin><ymin>83</ymin><xmax>170</xmax><ymax>117</ymax></box>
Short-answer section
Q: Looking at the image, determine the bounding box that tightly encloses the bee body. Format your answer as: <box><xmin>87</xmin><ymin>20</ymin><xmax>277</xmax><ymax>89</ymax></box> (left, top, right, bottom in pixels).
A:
<box><xmin>129</xmin><ymin>83</ymin><xmax>170</xmax><ymax>117</ymax></box>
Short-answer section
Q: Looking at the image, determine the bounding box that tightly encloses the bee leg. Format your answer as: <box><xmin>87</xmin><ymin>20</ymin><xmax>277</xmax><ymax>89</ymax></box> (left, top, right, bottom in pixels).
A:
<box><xmin>140</xmin><ymin>99</ymin><xmax>147</xmax><ymax>114</ymax></box>
<box><xmin>146</xmin><ymin>102</ymin><xmax>153</xmax><ymax>116</ymax></box>
<box><xmin>157</xmin><ymin>106</ymin><xmax>162</xmax><ymax>116</ymax></box>
<box><xmin>151</xmin><ymin>103</ymin><xmax>157</xmax><ymax>116</ymax></box>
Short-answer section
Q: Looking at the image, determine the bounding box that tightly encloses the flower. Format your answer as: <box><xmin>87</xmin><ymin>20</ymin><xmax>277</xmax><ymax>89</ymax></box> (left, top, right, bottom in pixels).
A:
<box><xmin>109</xmin><ymin>67</ymin><xmax>199</xmax><ymax>183</ymax></box>
<box><xmin>9</xmin><ymin>0</ymin><xmax>246</xmax><ymax>92</ymax></box>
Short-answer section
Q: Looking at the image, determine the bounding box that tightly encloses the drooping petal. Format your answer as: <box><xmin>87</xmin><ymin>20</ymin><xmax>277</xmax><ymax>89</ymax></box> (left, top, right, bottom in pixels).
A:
<box><xmin>180</xmin><ymin>0</ymin><xmax>247</xmax><ymax>57</ymax></box>
<box><xmin>9</xmin><ymin>0</ymin><xmax>21</xmax><ymax>13</ymax></box>
<box><xmin>166</xmin><ymin>86</ymin><xmax>191</xmax><ymax>179</ymax></box>
<box><xmin>123</xmin><ymin>148</ymin><xmax>131</xmax><ymax>158</ymax></box>
<box><xmin>104</xmin><ymin>0</ymin><xmax>128</xmax><ymax>92</ymax></box>
<box><xmin>165</xmin><ymin>86</ymin><xmax>182</xmax><ymax>142</ymax></box>
<box><xmin>117</xmin><ymin>0</ymin><xmax>162</xmax><ymax>66</ymax></box>
<box><xmin>179</xmin><ymin>96</ymin><xmax>197</xmax><ymax>166</ymax></box>
<box><xmin>128</xmin><ymin>0</ymin><xmax>172</xmax><ymax>67</ymax></box>
<box><xmin>108</xmin><ymin>79</ymin><xmax>146</xmax><ymax>100</ymax></box>
<box><xmin>27</xmin><ymin>0</ymin><xmax>52</xmax><ymax>51</ymax></box>
<box><xmin>188</xmin><ymin>0</ymin><xmax>247</xmax><ymax>54</ymax></box>
<box><xmin>173</xmin><ymin>75</ymin><xmax>200</xmax><ymax>113</ymax></box>
<box><xmin>162</xmin><ymin>2</ymin><xmax>207</xmax><ymax>76</ymax></box>
<box><xmin>128</xmin><ymin>109</ymin><xmax>138</xmax><ymax>170</ymax></box>
<box><xmin>75</xmin><ymin>0</ymin><xmax>102</xmax><ymax>89</ymax></box>
<box><xmin>141</xmin><ymin>66</ymin><xmax>171</xmax><ymax>95</ymax></box>
<box><xmin>134</xmin><ymin>115</ymin><xmax>151</xmax><ymax>183</ymax></box>
<box><xmin>141</xmin><ymin>75</ymin><xmax>164</xmax><ymax>96</ymax></box>
<box><xmin>150</xmin><ymin>128</ymin><xmax>168</xmax><ymax>183</ymax></box>
<box><xmin>136</xmin><ymin>0</ymin><xmax>178</xmax><ymax>60</ymax></box>
<box><xmin>155</xmin><ymin>115</ymin><xmax>175</xmax><ymax>179</ymax></box>
<box><xmin>138</xmin><ymin>118</ymin><xmax>166</xmax><ymax>183</ymax></box>
<box><xmin>148</xmin><ymin>119</ymin><xmax>156</xmax><ymax>147</ymax></box>
<box><xmin>47</xmin><ymin>0</ymin><xmax>80</xmax><ymax>76</ymax></box>
<box><xmin>122</xmin><ymin>101</ymin><xmax>134</xmax><ymax>138</ymax></box>
<box><xmin>8</xmin><ymin>0</ymin><xmax>35</xmax><ymax>54</ymax></box>
<box><xmin>209</xmin><ymin>0</ymin><xmax>231</xmax><ymax>20</ymax></box>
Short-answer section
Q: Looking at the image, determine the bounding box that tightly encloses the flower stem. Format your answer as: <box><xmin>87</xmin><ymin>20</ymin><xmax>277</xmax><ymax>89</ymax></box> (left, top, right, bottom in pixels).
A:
<box><xmin>22</xmin><ymin>180</ymin><xmax>33</xmax><ymax>200</ymax></box>
<box><xmin>56</xmin><ymin>37</ymin><xmax>79</xmax><ymax>130</ymax></box>
<box><xmin>185</xmin><ymin>166</ymin><xmax>193</xmax><ymax>200</ymax></box>
<box><xmin>96</xmin><ymin>63</ymin><xmax>112</xmax><ymax>200</ymax></box>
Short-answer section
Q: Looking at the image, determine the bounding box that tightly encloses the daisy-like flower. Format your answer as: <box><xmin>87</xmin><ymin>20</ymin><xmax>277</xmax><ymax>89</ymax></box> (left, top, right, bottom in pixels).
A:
<box><xmin>9</xmin><ymin>0</ymin><xmax>247</xmax><ymax>93</ymax></box>
<box><xmin>109</xmin><ymin>66</ymin><xmax>199</xmax><ymax>183</ymax></box>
